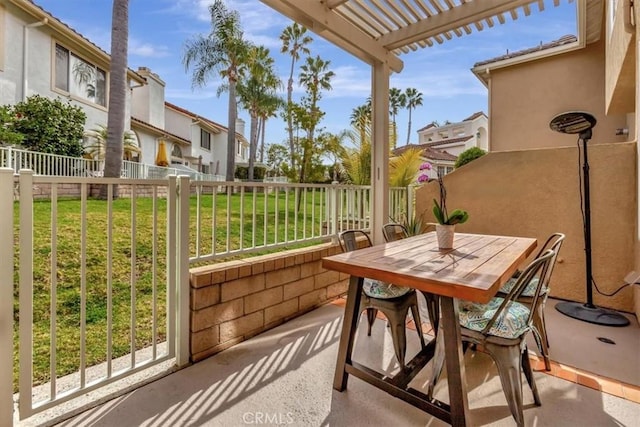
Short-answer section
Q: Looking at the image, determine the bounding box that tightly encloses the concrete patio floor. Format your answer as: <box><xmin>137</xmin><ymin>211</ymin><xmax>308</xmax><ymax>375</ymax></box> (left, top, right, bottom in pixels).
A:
<box><xmin>20</xmin><ymin>297</ymin><xmax>640</xmax><ymax>426</ymax></box>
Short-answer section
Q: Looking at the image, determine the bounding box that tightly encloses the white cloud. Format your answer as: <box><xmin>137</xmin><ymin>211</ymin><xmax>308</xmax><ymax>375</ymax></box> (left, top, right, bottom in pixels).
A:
<box><xmin>129</xmin><ymin>38</ymin><xmax>171</xmax><ymax>58</ymax></box>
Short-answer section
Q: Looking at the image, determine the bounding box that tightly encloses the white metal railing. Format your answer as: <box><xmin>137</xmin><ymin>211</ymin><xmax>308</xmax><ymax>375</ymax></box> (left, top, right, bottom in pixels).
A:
<box><xmin>0</xmin><ymin>146</ymin><xmax>224</xmax><ymax>181</ymax></box>
<box><xmin>189</xmin><ymin>181</ymin><xmax>376</xmax><ymax>263</ymax></box>
<box><xmin>5</xmin><ymin>170</ymin><xmax>190</xmax><ymax>421</ymax></box>
<box><xmin>0</xmin><ymin>169</ymin><xmax>415</xmax><ymax>424</ymax></box>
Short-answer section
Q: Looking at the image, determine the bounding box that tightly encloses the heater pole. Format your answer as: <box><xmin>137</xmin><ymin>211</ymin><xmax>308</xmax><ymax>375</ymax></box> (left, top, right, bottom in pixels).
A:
<box><xmin>581</xmin><ymin>130</ymin><xmax>595</xmax><ymax>308</ymax></box>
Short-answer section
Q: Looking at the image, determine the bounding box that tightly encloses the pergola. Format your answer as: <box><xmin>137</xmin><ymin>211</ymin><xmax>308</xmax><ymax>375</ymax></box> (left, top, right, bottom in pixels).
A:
<box><xmin>259</xmin><ymin>0</ymin><xmax>601</xmax><ymax>243</ymax></box>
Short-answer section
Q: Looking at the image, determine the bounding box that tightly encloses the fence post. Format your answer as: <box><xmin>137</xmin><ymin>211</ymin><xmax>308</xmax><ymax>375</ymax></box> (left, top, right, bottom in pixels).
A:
<box><xmin>407</xmin><ymin>185</ymin><xmax>415</xmax><ymax>221</ymax></box>
<box><xmin>330</xmin><ymin>183</ymin><xmax>339</xmax><ymax>241</ymax></box>
<box><xmin>0</xmin><ymin>169</ymin><xmax>14</xmax><ymax>425</ymax></box>
<box><xmin>175</xmin><ymin>176</ymin><xmax>190</xmax><ymax>367</ymax></box>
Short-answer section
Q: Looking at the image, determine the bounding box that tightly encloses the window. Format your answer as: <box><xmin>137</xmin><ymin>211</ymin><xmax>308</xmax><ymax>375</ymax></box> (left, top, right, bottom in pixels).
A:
<box><xmin>437</xmin><ymin>166</ymin><xmax>454</xmax><ymax>176</ymax></box>
<box><xmin>201</xmin><ymin>164</ymin><xmax>210</xmax><ymax>174</ymax></box>
<box><xmin>236</xmin><ymin>141</ymin><xmax>241</xmax><ymax>155</ymax></box>
<box><xmin>171</xmin><ymin>144</ymin><xmax>183</xmax><ymax>158</ymax></box>
<box><xmin>54</xmin><ymin>44</ymin><xmax>107</xmax><ymax>106</ymax></box>
<box><xmin>200</xmin><ymin>129</ymin><xmax>211</xmax><ymax>150</ymax></box>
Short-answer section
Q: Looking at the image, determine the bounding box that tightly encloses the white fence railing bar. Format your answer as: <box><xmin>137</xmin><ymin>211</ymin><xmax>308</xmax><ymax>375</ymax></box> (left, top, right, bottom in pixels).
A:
<box><xmin>11</xmin><ymin>171</ymin><xmax>185</xmax><ymax>420</ymax></box>
<box><xmin>0</xmin><ymin>146</ymin><xmax>225</xmax><ymax>181</ymax></box>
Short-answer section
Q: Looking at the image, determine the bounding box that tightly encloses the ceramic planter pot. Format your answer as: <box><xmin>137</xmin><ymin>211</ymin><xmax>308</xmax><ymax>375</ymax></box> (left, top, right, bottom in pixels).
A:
<box><xmin>436</xmin><ymin>224</ymin><xmax>455</xmax><ymax>249</ymax></box>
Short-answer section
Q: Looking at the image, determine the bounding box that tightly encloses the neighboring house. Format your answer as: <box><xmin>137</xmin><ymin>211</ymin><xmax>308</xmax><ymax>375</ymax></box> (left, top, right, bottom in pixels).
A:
<box><xmin>398</xmin><ymin>112</ymin><xmax>488</xmax><ymax>178</ymax></box>
<box><xmin>416</xmin><ymin>111</ymin><xmax>489</xmax><ymax>154</ymax></box>
<box><xmin>0</xmin><ymin>0</ymin><xmax>249</xmax><ymax>179</ymax></box>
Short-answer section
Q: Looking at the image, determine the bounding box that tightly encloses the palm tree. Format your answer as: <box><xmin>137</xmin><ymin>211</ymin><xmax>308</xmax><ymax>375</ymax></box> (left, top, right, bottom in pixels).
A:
<box><xmin>237</xmin><ymin>45</ymin><xmax>281</xmax><ymax>180</ymax></box>
<box><xmin>389</xmin><ymin>147</ymin><xmax>423</xmax><ymax>187</ymax></box>
<box><xmin>350</xmin><ymin>103</ymin><xmax>371</xmax><ymax>144</ymax></box>
<box><xmin>103</xmin><ymin>0</ymin><xmax>128</xmax><ymax>187</ymax></box>
<box><xmin>257</xmin><ymin>93</ymin><xmax>282</xmax><ymax>163</ymax></box>
<box><xmin>404</xmin><ymin>88</ymin><xmax>423</xmax><ymax>145</ymax></box>
<box><xmin>84</xmin><ymin>124</ymin><xmax>140</xmax><ymax>161</ymax></box>
<box><xmin>298</xmin><ymin>55</ymin><xmax>334</xmax><ymax>183</ymax></box>
<box><xmin>183</xmin><ymin>1</ymin><xmax>249</xmax><ymax>181</ymax></box>
<box><xmin>280</xmin><ymin>23</ymin><xmax>313</xmax><ymax>171</ymax></box>
<box><xmin>389</xmin><ymin>88</ymin><xmax>406</xmax><ymax>150</ymax></box>
<box><xmin>341</xmin><ymin>126</ymin><xmax>371</xmax><ymax>185</ymax></box>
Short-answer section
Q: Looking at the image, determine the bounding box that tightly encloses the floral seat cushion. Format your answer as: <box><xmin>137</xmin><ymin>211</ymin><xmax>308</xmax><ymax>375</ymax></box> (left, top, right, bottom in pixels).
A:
<box><xmin>459</xmin><ymin>297</ymin><xmax>531</xmax><ymax>339</ymax></box>
<box><xmin>498</xmin><ymin>277</ymin><xmax>541</xmax><ymax>297</ymax></box>
<box><xmin>363</xmin><ymin>279</ymin><xmax>412</xmax><ymax>299</ymax></box>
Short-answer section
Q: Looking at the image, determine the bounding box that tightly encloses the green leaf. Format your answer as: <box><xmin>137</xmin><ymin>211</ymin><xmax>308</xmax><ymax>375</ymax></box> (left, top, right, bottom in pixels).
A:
<box><xmin>432</xmin><ymin>198</ymin><xmax>445</xmax><ymax>224</ymax></box>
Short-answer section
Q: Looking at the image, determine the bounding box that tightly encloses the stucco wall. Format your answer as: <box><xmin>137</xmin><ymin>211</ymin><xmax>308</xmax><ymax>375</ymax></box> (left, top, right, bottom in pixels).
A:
<box><xmin>188</xmin><ymin>243</ymin><xmax>348</xmax><ymax>362</ymax></box>
<box><xmin>489</xmin><ymin>39</ymin><xmax>629</xmax><ymax>152</ymax></box>
<box><xmin>415</xmin><ymin>143</ymin><xmax>637</xmax><ymax>313</ymax></box>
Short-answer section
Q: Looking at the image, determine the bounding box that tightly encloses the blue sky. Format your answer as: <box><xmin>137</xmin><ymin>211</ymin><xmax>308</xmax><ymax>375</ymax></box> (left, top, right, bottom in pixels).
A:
<box><xmin>34</xmin><ymin>0</ymin><xmax>577</xmax><ymax>146</ymax></box>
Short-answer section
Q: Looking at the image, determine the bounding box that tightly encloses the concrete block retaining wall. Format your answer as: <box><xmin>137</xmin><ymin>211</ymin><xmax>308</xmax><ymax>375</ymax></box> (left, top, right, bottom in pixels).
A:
<box><xmin>188</xmin><ymin>242</ymin><xmax>349</xmax><ymax>362</ymax></box>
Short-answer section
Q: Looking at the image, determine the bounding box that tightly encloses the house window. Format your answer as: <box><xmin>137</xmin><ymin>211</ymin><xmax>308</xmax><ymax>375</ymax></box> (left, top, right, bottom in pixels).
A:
<box><xmin>236</xmin><ymin>141</ymin><xmax>241</xmax><ymax>155</ymax></box>
<box><xmin>171</xmin><ymin>144</ymin><xmax>183</xmax><ymax>158</ymax></box>
<box><xmin>437</xmin><ymin>166</ymin><xmax>454</xmax><ymax>176</ymax></box>
<box><xmin>201</xmin><ymin>164</ymin><xmax>210</xmax><ymax>174</ymax></box>
<box><xmin>200</xmin><ymin>129</ymin><xmax>211</xmax><ymax>150</ymax></box>
<box><xmin>54</xmin><ymin>44</ymin><xmax>107</xmax><ymax>107</ymax></box>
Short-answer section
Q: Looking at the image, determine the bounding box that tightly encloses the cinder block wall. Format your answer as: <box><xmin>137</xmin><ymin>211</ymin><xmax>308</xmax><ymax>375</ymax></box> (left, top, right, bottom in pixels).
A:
<box><xmin>189</xmin><ymin>242</ymin><xmax>348</xmax><ymax>362</ymax></box>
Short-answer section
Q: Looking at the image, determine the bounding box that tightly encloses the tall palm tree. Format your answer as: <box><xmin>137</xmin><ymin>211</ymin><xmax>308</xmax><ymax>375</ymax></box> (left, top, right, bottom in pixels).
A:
<box><xmin>350</xmin><ymin>103</ymin><xmax>371</xmax><ymax>144</ymax></box>
<box><xmin>257</xmin><ymin>93</ymin><xmax>282</xmax><ymax>163</ymax></box>
<box><xmin>103</xmin><ymin>0</ymin><xmax>128</xmax><ymax>186</ymax></box>
<box><xmin>237</xmin><ymin>45</ymin><xmax>281</xmax><ymax>180</ymax></box>
<box><xmin>280</xmin><ymin>23</ymin><xmax>313</xmax><ymax>171</ymax></box>
<box><xmin>404</xmin><ymin>88</ymin><xmax>423</xmax><ymax>145</ymax></box>
<box><xmin>298</xmin><ymin>55</ymin><xmax>334</xmax><ymax>183</ymax></box>
<box><xmin>389</xmin><ymin>87</ymin><xmax>406</xmax><ymax>150</ymax></box>
<box><xmin>183</xmin><ymin>1</ymin><xmax>249</xmax><ymax>181</ymax></box>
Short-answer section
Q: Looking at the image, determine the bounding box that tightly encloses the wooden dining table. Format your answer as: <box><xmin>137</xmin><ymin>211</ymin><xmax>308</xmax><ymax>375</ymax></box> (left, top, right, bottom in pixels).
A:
<box><xmin>322</xmin><ymin>231</ymin><xmax>537</xmax><ymax>427</ymax></box>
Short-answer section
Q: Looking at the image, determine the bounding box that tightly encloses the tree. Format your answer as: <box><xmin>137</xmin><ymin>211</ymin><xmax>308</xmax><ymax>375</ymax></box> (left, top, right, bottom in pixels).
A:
<box><xmin>350</xmin><ymin>102</ymin><xmax>371</xmax><ymax>144</ymax></box>
<box><xmin>297</xmin><ymin>55</ymin><xmax>334</xmax><ymax>183</ymax></box>
<box><xmin>10</xmin><ymin>95</ymin><xmax>86</xmax><ymax>156</ymax></box>
<box><xmin>104</xmin><ymin>0</ymin><xmax>129</xmax><ymax>180</ymax></box>
<box><xmin>0</xmin><ymin>105</ymin><xmax>24</xmax><ymax>146</ymax></box>
<box><xmin>257</xmin><ymin>94</ymin><xmax>282</xmax><ymax>163</ymax></box>
<box><xmin>341</xmin><ymin>127</ymin><xmax>371</xmax><ymax>185</ymax></box>
<box><xmin>389</xmin><ymin>87</ymin><xmax>406</xmax><ymax>150</ymax></box>
<box><xmin>183</xmin><ymin>1</ymin><xmax>250</xmax><ymax>181</ymax></box>
<box><xmin>84</xmin><ymin>124</ymin><xmax>140</xmax><ymax>160</ymax></box>
<box><xmin>389</xmin><ymin>147</ymin><xmax>423</xmax><ymax>187</ymax></box>
<box><xmin>265</xmin><ymin>143</ymin><xmax>290</xmax><ymax>177</ymax></box>
<box><xmin>237</xmin><ymin>45</ymin><xmax>281</xmax><ymax>180</ymax></box>
<box><xmin>404</xmin><ymin>88</ymin><xmax>423</xmax><ymax>145</ymax></box>
<box><xmin>455</xmin><ymin>146</ymin><xmax>486</xmax><ymax>168</ymax></box>
<box><xmin>280</xmin><ymin>22</ymin><xmax>313</xmax><ymax>172</ymax></box>
<box><xmin>318</xmin><ymin>130</ymin><xmax>348</xmax><ymax>182</ymax></box>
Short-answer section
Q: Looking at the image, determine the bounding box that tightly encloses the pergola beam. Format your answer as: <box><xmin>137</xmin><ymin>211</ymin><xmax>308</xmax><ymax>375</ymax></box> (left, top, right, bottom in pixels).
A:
<box><xmin>379</xmin><ymin>0</ymin><xmax>538</xmax><ymax>50</ymax></box>
<box><xmin>260</xmin><ymin>0</ymin><xmax>403</xmax><ymax>72</ymax></box>
<box><xmin>325</xmin><ymin>0</ymin><xmax>349</xmax><ymax>8</ymax></box>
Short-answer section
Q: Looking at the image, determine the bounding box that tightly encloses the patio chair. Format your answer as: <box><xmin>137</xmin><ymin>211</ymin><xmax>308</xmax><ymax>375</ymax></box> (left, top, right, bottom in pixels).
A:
<box><xmin>427</xmin><ymin>249</ymin><xmax>556</xmax><ymax>427</ymax></box>
<box><xmin>497</xmin><ymin>232</ymin><xmax>565</xmax><ymax>371</ymax></box>
<box><xmin>339</xmin><ymin>229</ymin><xmax>426</xmax><ymax>369</ymax></box>
<box><xmin>382</xmin><ymin>222</ymin><xmax>440</xmax><ymax>335</ymax></box>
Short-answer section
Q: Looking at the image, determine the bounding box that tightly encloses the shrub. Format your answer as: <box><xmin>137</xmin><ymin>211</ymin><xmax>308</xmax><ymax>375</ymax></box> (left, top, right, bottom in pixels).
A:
<box><xmin>235</xmin><ymin>165</ymin><xmax>267</xmax><ymax>181</ymax></box>
<box><xmin>10</xmin><ymin>95</ymin><xmax>86</xmax><ymax>157</ymax></box>
<box><xmin>455</xmin><ymin>147</ymin><xmax>486</xmax><ymax>169</ymax></box>
<box><xmin>0</xmin><ymin>105</ymin><xmax>23</xmax><ymax>146</ymax></box>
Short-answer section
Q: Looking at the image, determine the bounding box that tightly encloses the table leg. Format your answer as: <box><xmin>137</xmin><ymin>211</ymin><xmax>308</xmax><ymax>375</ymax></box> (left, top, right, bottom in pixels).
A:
<box><xmin>440</xmin><ymin>296</ymin><xmax>470</xmax><ymax>427</ymax></box>
<box><xmin>333</xmin><ymin>275</ymin><xmax>363</xmax><ymax>391</ymax></box>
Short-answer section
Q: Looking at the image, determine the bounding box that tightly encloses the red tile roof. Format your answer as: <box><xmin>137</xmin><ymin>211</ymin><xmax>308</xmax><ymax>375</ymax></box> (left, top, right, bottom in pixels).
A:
<box><xmin>131</xmin><ymin>117</ymin><xmax>190</xmax><ymax>145</ymax></box>
<box><xmin>392</xmin><ymin>144</ymin><xmax>457</xmax><ymax>162</ymax></box>
<box><xmin>422</xmin><ymin>135</ymin><xmax>473</xmax><ymax>148</ymax></box>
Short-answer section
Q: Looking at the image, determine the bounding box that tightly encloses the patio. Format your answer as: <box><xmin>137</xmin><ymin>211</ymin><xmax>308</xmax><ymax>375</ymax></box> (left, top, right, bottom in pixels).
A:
<box><xmin>23</xmin><ymin>296</ymin><xmax>639</xmax><ymax>426</ymax></box>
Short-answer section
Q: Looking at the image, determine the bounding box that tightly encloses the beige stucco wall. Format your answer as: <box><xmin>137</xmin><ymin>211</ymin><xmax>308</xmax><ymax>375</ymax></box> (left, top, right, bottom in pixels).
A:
<box><xmin>488</xmin><ymin>39</ymin><xmax>629</xmax><ymax>152</ymax></box>
<box><xmin>415</xmin><ymin>143</ymin><xmax>637</xmax><ymax>313</ymax></box>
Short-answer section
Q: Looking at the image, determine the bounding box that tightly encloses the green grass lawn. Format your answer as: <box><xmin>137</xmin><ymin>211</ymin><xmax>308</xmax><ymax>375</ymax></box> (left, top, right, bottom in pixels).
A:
<box><xmin>13</xmin><ymin>189</ymin><xmax>329</xmax><ymax>391</ymax></box>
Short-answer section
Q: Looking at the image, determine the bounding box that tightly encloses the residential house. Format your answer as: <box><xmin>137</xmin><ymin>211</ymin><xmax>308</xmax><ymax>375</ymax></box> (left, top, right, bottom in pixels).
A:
<box><xmin>396</xmin><ymin>112</ymin><xmax>488</xmax><ymax>178</ymax></box>
<box><xmin>0</xmin><ymin>0</ymin><xmax>249</xmax><ymax>179</ymax></box>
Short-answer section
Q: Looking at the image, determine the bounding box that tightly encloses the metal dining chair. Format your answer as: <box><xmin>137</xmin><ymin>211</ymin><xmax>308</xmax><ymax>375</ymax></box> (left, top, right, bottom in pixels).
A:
<box><xmin>382</xmin><ymin>222</ymin><xmax>440</xmax><ymax>335</ymax></box>
<box><xmin>497</xmin><ymin>232</ymin><xmax>565</xmax><ymax>371</ymax></box>
<box><xmin>427</xmin><ymin>249</ymin><xmax>556</xmax><ymax>427</ymax></box>
<box><xmin>339</xmin><ymin>229</ymin><xmax>426</xmax><ymax>369</ymax></box>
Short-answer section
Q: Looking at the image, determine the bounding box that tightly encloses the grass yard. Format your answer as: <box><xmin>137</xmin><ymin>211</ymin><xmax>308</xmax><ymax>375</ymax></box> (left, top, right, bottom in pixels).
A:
<box><xmin>13</xmin><ymin>188</ymin><xmax>329</xmax><ymax>391</ymax></box>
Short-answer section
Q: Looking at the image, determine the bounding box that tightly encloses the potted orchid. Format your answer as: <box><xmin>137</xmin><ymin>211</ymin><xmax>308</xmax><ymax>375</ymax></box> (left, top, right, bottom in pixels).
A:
<box><xmin>418</xmin><ymin>163</ymin><xmax>469</xmax><ymax>248</ymax></box>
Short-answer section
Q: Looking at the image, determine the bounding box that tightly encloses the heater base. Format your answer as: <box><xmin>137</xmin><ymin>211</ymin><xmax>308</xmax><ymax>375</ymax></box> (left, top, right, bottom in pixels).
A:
<box><xmin>555</xmin><ymin>301</ymin><xmax>630</xmax><ymax>327</ymax></box>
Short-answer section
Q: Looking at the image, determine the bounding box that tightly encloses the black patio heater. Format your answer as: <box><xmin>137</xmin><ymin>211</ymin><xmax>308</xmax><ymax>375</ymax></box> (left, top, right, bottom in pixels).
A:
<box><xmin>549</xmin><ymin>111</ymin><xmax>629</xmax><ymax>327</ymax></box>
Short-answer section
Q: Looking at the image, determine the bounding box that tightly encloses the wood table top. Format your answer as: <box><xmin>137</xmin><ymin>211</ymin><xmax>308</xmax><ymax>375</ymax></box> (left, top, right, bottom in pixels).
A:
<box><xmin>323</xmin><ymin>232</ymin><xmax>537</xmax><ymax>303</ymax></box>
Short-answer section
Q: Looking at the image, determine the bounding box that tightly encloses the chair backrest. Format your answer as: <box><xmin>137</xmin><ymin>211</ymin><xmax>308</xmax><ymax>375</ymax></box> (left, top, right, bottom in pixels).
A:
<box><xmin>382</xmin><ymin>223</ymin><xmax>409</xmax><ymax>243</ymax></box>
<box><xmin>536</xmin><ymin>233</ymin><xmax>565</xmax><ymax>292</ymax></box>
<box><xmin>339</xmin><ymin>229</ymin><xmax>372</xmax><ymax>253</ymax></box>
<box><xmin>482</xmin><ymin>249</ymin><xmax>555</xmax><ymax>336</ymax></box>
